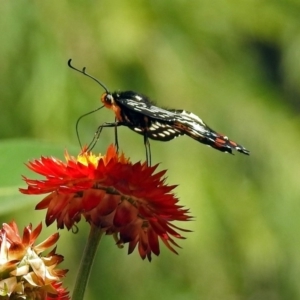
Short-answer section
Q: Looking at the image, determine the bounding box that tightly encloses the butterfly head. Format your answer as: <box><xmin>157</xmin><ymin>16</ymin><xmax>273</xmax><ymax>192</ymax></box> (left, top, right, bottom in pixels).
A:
<box><xmin>101</xmin><ymin>93</ymin><xmax>115</xmax><ymax>108</ymax></box>
<box><xmin>101</xmin><ymin>92</ymin><xmax>122</xmax><ymax>120</ymax></box>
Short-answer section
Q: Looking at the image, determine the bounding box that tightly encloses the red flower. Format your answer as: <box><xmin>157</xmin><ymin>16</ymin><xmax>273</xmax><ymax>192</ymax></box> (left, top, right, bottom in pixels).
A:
<box><xmin>20</xmin><ymin>145</ymin><xmax>191</xmax><ymax>260</ymax></box>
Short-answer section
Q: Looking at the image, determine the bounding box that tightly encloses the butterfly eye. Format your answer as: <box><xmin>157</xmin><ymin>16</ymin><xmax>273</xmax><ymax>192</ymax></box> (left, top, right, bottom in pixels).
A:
<box><xmin>105</xmin><ymin>94</ymin><xmax>113</xmax><ymax>105</ymax></box>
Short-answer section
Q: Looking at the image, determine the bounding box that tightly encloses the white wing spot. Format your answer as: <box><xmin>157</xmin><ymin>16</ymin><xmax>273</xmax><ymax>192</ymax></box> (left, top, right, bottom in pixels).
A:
<box><xmin>168</xmin><ymin>129</ymin><xmax>177</xmax><ymax>134</ymax></box>
<box><xmin>150</xmin><ymin>124</ymin><xmax>159</xmax><ymax>130</ymax></box>
<box><xmin>134</xmin><ymin>95</ymin><xmax>143</xmax><ymax>101</ymax></box>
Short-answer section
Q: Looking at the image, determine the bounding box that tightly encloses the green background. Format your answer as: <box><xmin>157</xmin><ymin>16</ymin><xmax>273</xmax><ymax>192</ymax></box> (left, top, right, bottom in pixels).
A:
<box><xmin>1</xmin><ymin>1</ymin><xmax>300</xmax><ymax>299</ymax></box>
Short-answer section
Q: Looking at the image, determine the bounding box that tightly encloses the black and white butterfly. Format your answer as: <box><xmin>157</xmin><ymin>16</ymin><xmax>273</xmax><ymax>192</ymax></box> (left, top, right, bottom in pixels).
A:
<box><xmin>68</xmin><ymin>59</ymin><xmax>250</xmax><ymax>165</ymax></box>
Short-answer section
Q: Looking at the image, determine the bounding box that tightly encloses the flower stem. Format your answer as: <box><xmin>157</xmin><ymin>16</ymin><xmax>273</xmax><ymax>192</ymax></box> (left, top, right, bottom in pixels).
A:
<box><xmin>72</xmin><ymin>225</ymin><xmax>104</xmax><ymax>300</ymax></box>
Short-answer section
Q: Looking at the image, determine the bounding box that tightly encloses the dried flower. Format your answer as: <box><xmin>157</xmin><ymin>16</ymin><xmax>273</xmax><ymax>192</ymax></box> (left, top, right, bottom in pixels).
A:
<box><xmin>20</xmin><ymin>145</ymin><xmax>191</xmax><ymax>260</ymax></box>
<box><xmin>0</xmin><ymin>221</ymin><xmax>69</xmax><ymax>299</ymax></box>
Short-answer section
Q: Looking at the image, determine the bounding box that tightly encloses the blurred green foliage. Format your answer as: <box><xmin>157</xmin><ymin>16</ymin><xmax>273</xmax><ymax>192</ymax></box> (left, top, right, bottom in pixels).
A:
<box><xmin>1</xmin><ymin>1</ymin><xmax>300</xmax><ymax>299</ymax></box>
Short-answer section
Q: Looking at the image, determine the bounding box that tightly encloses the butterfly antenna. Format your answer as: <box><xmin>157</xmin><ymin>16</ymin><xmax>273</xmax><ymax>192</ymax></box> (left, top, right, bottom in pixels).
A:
<box><xmin>68</xmin><ymin>59</ymin><xmax>110</xmax><ymax>93</ymax></box>
<box><xmin>76</xmin><ymin>106</ymin><xmax>105</xmax><ymax>149</ymax></box>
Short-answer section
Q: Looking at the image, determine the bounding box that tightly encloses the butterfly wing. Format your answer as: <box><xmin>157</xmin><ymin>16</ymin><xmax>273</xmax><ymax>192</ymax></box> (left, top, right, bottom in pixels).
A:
<box><xmin>113</xmin><ymin>92</ymin><xmax>183</xmax><ymax>141</ymax></box>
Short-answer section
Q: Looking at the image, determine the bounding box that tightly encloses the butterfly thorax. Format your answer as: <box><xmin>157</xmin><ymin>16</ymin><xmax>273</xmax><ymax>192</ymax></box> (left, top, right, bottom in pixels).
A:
<box><xmin>101</xmin><ymin>91</ymin><xmax>154</xmax><ymax>129</ymax></box>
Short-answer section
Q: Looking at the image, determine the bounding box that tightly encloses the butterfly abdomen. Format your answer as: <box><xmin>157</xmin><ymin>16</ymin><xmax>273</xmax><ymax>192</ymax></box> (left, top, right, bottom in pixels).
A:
<box><xmin>201</xmin><ymin>131</ymin><xmax>250</xmax><ymax>155</ymax></box>
<box><xmin>171</xmin><ymin>110</ymin><xmax>250</xmax><ymax>155</ymax></box>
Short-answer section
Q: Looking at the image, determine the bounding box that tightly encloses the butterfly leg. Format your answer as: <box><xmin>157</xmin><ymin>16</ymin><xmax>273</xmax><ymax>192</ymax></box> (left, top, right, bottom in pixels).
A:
<box><xmin>86</xmin><ymin>125</ymin><xmax>104</xmax><ymax>151</ymax></box>
<box><xmin>114</xmin><ymin>118</ymin><xmax>119</xmax><ymax>152</ymax></box>
<box><xmin>143</xmin><ymin>133</ymin><xmax>151</xmax><ymax>166</ymax></box>
<box><xmin>86</xmin><ymin>122</ymin><xmax>123</xmax><ymax>152</ymax></box>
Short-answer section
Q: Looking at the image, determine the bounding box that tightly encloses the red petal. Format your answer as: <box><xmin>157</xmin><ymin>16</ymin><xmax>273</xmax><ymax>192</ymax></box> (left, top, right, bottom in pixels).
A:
<box><xmin>113</xmin><ymin>201</ymin><xmax>137</xmax><ymax>227</ymax></box>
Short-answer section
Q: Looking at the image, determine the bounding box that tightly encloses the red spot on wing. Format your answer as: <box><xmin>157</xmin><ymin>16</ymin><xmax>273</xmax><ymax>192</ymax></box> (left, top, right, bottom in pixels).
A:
<box><xmin>215</xmin><ymin>137</ymin><xmax>226</xmax><ymax>144</ymax></box>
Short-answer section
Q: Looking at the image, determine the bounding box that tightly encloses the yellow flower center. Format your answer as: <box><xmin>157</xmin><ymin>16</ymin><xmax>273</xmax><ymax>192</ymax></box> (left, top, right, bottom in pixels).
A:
<box><xmin>77</xmin><ymin>152</ymin><xmax>103</xmax><ymax>167</ymax></box>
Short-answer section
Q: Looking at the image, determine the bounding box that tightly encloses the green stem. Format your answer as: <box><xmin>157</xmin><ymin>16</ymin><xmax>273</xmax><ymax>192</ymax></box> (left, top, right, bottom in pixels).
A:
<box><xmin>72</xmin><ymin>225</ymin><xmax>104</xmax><ymax>300</ymax></box>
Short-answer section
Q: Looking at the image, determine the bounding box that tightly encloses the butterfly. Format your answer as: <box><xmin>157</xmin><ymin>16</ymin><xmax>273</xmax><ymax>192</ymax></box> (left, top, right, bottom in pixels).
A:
<box><xmin>68</xmin><ymin>59</ymin><xmax>249</xmax><ymax>165</ymax></box>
